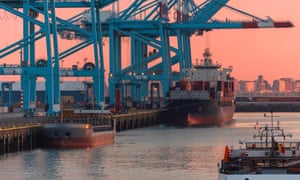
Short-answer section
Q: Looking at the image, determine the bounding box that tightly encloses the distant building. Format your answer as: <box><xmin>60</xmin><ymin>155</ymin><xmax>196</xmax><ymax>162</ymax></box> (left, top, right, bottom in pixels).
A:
<box><xmin>238</xmin><ymin>76</ymin><xmax>299</xmax><ymax>93</ymax></box>
<box><xmin>273</xmin><ymin>78</ymin><xmax>295</xmax><ymax>92</ymax></box>
<box><xmin>294</xmin><ymin>80</ymin><xmax>300</xmax><ymax>92</ymax></box>
<box><xmin>272</xmin><ymin>80</ymin><xmax>280</xmax><ymax>91</ymax></box>
<box><xmin>237</xmin><ymin>80</ymin><xmax>245</xmax><ymax>92</ymax></box>
<box><xmin>255</xmin><ymin>75</ymin><xmax>271</xmax><ymax>92</ymax></box>
<box><xmin>281</xmin><ymin>78</ymin><xmax>294</xmax><ymax>92</ymax></box>
<box><xmin>233</xmin><ymin>79</ymin><xmax>239</xmax><ymax>92</ymax></box>
<box><xmin>0</xmin><ymin>81</ymin><xmax>90</xmax><ymax>108</ymax></box>
<box><xmin>238</xmin><ymin>80</ymin><xmax>255</xmax><ymax>92</ymax></box>
<box><xmin>238</xmin><ymin>75</ymin><xmax>271</xmax><ymax>92</ymax></box>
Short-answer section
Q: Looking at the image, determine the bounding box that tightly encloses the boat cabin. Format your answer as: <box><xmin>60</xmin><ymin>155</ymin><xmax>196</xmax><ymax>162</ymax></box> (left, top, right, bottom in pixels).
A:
<box><xmin>245</xmin><ymin>140</ymin><xmax>300</xmax><ymax>151</ymax></box>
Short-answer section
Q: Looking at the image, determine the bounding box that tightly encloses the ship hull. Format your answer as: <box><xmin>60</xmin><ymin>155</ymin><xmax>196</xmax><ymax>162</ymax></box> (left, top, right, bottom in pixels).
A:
<box><xmin>41</xmin><ymin>123</ymin><xmax>115</xmax><ymax>148</ymax></box>
<box><xmin>165</xmin><ymin>100</ymin><xmax>235</xmax><ymax>126</ymax></box>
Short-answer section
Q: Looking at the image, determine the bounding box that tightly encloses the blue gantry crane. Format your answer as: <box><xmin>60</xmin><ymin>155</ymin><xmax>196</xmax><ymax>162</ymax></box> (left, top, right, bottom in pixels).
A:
<box><xmin>105</xmin><ymin>0</ymin><xmax>292</xmax><ymax>107</ymax></box>
<box><xmin>0</xmin><ymin>0</ymin><xmax>293</xmax><ymax>115</ymax></box>
<box><xmin>0</xmin><ymin>0</ymin><xmax>116</xmax><ymax>115</ymax></box>
<box><xmin>0</xmin><ymin>81</ymin><xmax>14</xmax><ymax>111</ymax></box>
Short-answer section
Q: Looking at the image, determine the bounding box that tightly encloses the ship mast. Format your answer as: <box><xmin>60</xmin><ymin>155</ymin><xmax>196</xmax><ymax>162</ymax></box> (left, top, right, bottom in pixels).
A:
<box><xmin>254</xmin><ymin>110</ymin><xmax>292</xmax><ymax>157</ymax></box>
<box><xmin>203</xmin><ymin>48</ymin><xmax>212</xmax><ymax>65</ymax></box>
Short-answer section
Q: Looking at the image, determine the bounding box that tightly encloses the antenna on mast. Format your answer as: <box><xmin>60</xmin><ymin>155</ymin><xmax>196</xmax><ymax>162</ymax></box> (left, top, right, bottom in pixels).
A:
<box><xmin>271</xmin><ymin>108</ymin><xmax>274</xmax><ymax>129</ymax></box>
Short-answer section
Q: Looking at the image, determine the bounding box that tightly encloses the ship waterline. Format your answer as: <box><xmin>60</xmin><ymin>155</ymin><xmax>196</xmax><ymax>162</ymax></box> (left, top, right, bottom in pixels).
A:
<box><xmin>188</xmin><ymin>102</ymin><xmax>235</xmax><ymax>126</ymax></box>
<box><xmin>41</xmin><ymin>123</ymin><xmax>115</xmax><ymax>148</ymax></box>
<box><xmin>165</xmin><ymin>99</ymin><xmax>235</xmax><ymax>126</ymax></box>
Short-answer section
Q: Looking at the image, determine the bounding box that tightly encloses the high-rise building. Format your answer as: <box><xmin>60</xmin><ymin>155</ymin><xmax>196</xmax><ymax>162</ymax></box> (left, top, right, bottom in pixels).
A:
<box><xmin>295</xmin><ymin>80</ymin><xmax>300</xmax><ymax>92</ymax></box>
<box><xmin>255</xmin><ymin>75</ymin><xmax>271</xmax><ymax>92</ymax></box>
<box><xmin>272</xmin><ymin>80</ymin><xmax>280</xmax><ymax>91</ymax></box>
<box><xmin>273</xmin><ymin>78</ymin><xmax>295</xmax><ymax>92</ymax></box>
<box><xmin>238</xmin><ymin>80</ymin><xmax>256</xmax><ymax>92</ymax></box>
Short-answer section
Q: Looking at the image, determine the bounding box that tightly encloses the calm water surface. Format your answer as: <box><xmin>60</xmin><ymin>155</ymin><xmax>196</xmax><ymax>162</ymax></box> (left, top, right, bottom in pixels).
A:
<box><xmin>1</xmin><ymin>112</ymin><xmax>300</xmax><ymax>180</ymax></box>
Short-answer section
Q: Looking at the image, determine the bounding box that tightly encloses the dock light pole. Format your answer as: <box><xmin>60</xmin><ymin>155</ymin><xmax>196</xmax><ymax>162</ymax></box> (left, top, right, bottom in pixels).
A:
<box><xmin>141</xmin><ymin>73</ymin><xmax>147</xmax><ymax>109</ymax></box>
<box><xmin>61</xmin><ymin>60</ymin><xmax>64</xmax><ymax>82</ymax></box>
<box><xmin>20</xmin><ymin>49</ymin><xmax>23</xmax><ymax>64</ymax></box>
<box><xmin>84</xmin><ymin>58</ymin><xmax>88</xmax><ymax>82</ymax></box>
<box><xmin>76</xmin><ymin>61</ymin><xmax>79</xmax><ymax>81</ymax></box>
<box><xmin>19</xmin><ymin>42</ymin><xmax>24</xmax><ymax>64</ymax></box>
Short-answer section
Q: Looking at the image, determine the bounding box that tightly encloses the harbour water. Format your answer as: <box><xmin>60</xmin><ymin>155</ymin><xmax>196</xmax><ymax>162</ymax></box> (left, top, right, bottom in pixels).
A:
<box><xmin>1</xmin><ymin>112</ymin><xmax>300</xmax><ymax>180</ymax></box>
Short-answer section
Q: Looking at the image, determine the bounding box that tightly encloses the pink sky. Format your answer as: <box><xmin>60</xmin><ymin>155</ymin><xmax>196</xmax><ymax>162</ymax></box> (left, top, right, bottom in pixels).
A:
<box><xmin>1</xmin><ymin>0</ymin><xmax>299</xmax><ymax>82</ymax></box>
<box><xmin>193</xmin><ymin>0</ymin><xmax>300</xmax><ymax>82</ymax></box>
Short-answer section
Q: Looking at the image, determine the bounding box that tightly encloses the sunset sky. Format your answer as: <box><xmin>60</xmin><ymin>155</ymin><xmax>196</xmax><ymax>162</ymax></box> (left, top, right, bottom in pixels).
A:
<box><xmin>0</xmin><ymin>0</ymin><xmax>299</xmax><ymax>82</ymax></box>
<box><xmin>195</xmin><ymin>0</ymin><xmax>300</xmax><ymax>82</ymax></box>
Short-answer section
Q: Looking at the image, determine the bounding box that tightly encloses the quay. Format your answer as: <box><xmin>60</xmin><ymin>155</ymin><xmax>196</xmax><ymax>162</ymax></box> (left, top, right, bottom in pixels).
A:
<box><xmin>0</xmin><ymin>123</ymin><xmax>40</xmax><ymax>154</ymax></box>
<box><xmin>0</xmin><ymin>109</ymin><xmax>163</xmax><ymax>154</ymax></box>
<box><xmin>61</xmin><ymin>109</ymin><xmax>162</xmax><ymax>132</ymax></box>
<box><xmin>113</xmin><ymin>109</ymin><xmax>162</xmax><ymax>132</ymax></box>
<box><xmin>236</xmin><ymin>102</ymin><xmax>300</xmax><ymax>112</ymax></box>
<box><xmin>0</xmin><ymin>112</ymin><xmax>43</xmax><ymax>154</ymax></box>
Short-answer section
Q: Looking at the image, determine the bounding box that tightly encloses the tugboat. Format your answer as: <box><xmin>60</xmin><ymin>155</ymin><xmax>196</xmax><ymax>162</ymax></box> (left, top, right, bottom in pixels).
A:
<box><xmin>41</xmin><ymin>109</ymin><xmax>115</xmax><ymax>148</ymax></box>
<box><xmin>166</xmin><ymin>48</ymin><xmax>235</xmax><ymax>126</ymax></box>
<box><xmin>218</xmin><ymin>111</ymin><xmax>300</xmax><ymax>179</ymax></box>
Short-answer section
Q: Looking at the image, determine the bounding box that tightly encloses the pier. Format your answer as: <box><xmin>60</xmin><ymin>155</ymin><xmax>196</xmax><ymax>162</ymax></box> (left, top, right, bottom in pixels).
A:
<box><xmin>0</xmin><ymin>103</ymin><xmax>298</xmax><ymax>154</ymax></box>
<box><xmin>60</xmin><ymin>109</ymin><xmax>162</xmax><ymax>132</ymax></box>
<box><xmin>236</xmin><ymin>102</ymin><xmax>300</xmax><ymax>112</ymax></box>
<box><xmin>0</xmin><ymin>123</ymin><xmax>40</xmax><ymax>154</ymax></box>
<box><xmin>0</xmin><ymin>112</ymin><xmax>42</xmax><ymax>154</ymax></box>
<box><xmin>113</xmin><ymin>110</ymin><xmax>162</xmax><ymax>132</ymax></box>
<box><xmin>0</xmin><ymin>109</ymin><xmax>163</xmax><ymax>154</ymax></box>
<box><xmin>0</xmin><ymin>0</ymin><xmax>293</xmax><ymax>156</ymax></box>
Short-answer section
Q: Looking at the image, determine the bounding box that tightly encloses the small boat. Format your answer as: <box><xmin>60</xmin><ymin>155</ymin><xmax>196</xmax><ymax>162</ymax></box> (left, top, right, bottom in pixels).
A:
<box><xmin>218</xmin><ymin>111</ymin><xmax>300</xmax><ymax>179</ymax></box>
<box><xmin>41</xmin><ymin>109</ymin><xmax>115</xmax><ymax>148</ymax></box>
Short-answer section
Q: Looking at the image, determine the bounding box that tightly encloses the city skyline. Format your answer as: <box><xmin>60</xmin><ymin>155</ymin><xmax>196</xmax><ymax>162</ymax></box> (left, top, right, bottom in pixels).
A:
<box><xmin>237</xmin><ymin>74</ymin><xmax>300</xmax><ymax>92</ymax></box>
<box><xmin>238</xmin><ymin>74</ymin><xmax>300</xmax><ymax>83</ymax></box>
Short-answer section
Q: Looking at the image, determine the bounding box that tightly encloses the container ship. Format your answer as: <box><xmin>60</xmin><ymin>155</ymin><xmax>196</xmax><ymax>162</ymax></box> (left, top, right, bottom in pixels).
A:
<box><xmin>165</xmin><ymin>48</ymin><xmax>235</xmax><ymax>126</ymax></box>
<box><xmin>41</xmin><ymin>109</ymin><xmax>115</xmax><ymax>148</ymax></box>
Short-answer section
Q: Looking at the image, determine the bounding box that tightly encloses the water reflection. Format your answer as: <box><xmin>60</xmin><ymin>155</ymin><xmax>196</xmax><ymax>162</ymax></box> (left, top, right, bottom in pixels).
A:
<box><xmin>0</xmin><ymin>113</ymin><xmax>300</xmax><ymax>180</ymax></box>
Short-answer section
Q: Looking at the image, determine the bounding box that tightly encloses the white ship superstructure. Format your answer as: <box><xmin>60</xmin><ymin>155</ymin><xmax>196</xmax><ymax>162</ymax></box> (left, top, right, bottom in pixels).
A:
<box><xmin>219</xmin><ymin>112</ymin><xmax>300</xmax><ymax>179</ymax></box>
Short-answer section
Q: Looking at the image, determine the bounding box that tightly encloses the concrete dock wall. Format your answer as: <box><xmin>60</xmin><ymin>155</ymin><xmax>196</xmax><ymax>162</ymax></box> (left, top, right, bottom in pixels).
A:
<box><xmin>236</xmin><ymin>102</ymin><xmax>300</xmax><ymax>112</ymax></box>
<box><xmin>0</xmin><ymin>124</ymin><xmax>41</xmax><ymax>154</ymax></box>
<box><xmin>113</xmin><ymin>110</ymin><xmax>161</xmax><ymax>132</ymax></box>
<box><xmin>0</xmin><ymin>109</ymin><xmax>162</xmax><ymax>154</ymax></box>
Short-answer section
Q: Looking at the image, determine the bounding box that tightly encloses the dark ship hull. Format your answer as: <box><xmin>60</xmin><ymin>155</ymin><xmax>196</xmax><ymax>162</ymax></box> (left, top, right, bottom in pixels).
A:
<box><xmin>41</xmin><ymin>123</ymin><xmax>115</xmax><ymax>148</ymax></box>
<box><xmin>165</xmin><ymin>100</ymin><xmax>235</xmax><ymax>126</ymax></box>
